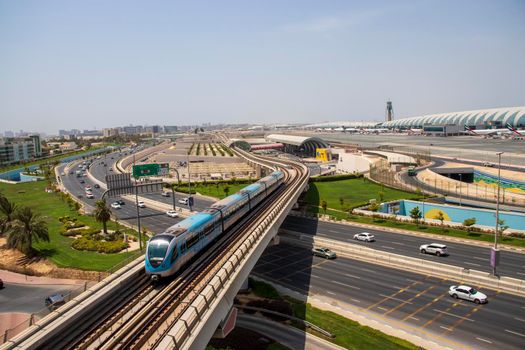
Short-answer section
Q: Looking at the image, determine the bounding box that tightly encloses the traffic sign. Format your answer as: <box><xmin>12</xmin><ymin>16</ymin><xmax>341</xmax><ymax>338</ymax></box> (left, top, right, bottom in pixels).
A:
<box><xmin>133</xmin><ymin>163</ymin><xmax>159</xmax><ymax>178</ymax></box>
<box><xmin>159</xmin><ymin>163</ymin><xmax>170</xmax><ymax>176</ymax></box>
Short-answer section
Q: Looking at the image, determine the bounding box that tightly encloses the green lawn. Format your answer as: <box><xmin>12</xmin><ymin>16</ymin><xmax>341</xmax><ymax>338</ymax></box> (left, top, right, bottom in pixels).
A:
<box><xmin>306</xmin><ymin>178</ymin><xmax>421</xmax><ymax>210</ymax></box>
<box><xmin>249</xmin><ymin>279</ymin><xmax>418</xmax><ymax>350</ymax></box>
<box><xmin>176</xmin><ymin>182</ymin><xmax>254</xmax><ymax>199</ymax></box>
<box><xmin>0</xmin><ymin>181</ymin><xmax>140</xmax><ymax>271</ymax></box>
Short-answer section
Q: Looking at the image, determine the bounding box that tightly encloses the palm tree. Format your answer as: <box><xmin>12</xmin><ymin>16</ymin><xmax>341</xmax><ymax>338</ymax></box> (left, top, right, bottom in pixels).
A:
<box><xmin>0</xmin><ymin>193</ymin><xmax>17</xmax><ymax>234</ymax></box>
<box><xmin>7</xmin><ymin>206</ymin><xmax>49</xmax><ymax>256</ymax></box>
<box><xmin>94</xmin><ymin>200</ymin><xmax>111</xmax><ymax>234</ymax></box>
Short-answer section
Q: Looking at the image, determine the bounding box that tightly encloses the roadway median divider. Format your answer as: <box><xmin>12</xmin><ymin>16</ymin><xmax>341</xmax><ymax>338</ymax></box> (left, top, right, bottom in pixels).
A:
<box><xmin>279</xmin><ymin>229</ymin><xmax>525</xmax><ymax>298</ymax></box>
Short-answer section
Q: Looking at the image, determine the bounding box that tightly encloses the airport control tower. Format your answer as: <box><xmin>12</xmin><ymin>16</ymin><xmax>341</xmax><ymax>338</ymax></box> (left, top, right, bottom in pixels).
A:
<box><xmin>386</xmin><ymin>101</ymin><xmax>394</xmax><ymax>122</ymax></box>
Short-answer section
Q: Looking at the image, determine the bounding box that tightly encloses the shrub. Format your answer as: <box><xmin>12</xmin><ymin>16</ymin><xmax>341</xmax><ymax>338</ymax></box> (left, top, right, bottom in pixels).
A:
<box><xmin>249</xmin><ymin>278</ymin><xmax>280</xmax><ymax>299</ymax></box>
<box><xmin>309</xmin><ymin>173</ymin><xmax>362</xmax><ymax>182</ymax></box>
<box><xmin>71</xmin><ymin>237</ymin><xmax>128</xmax><ymax>253</ymax></box>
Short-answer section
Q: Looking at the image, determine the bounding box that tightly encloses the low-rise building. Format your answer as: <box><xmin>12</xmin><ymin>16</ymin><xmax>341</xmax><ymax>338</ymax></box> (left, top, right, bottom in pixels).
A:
<box><xmin>0</xmin><ymin>135</ymin><xmax>42</xmax><ymax>165</ymax></box>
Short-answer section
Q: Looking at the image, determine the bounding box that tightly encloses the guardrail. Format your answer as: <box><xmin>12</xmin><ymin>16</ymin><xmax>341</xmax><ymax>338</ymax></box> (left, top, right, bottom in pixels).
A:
<box><xmin>280</xmin><ymin>230</ymin><xmax>525</xmax><ymax>297</ymax></box>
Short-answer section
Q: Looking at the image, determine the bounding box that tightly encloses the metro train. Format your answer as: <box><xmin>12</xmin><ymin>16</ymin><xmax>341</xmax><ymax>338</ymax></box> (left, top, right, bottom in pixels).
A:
<box><xmin>145</xmin><ymin>171</ymin><xmax>285</xmax><ymax>281</ymax></box>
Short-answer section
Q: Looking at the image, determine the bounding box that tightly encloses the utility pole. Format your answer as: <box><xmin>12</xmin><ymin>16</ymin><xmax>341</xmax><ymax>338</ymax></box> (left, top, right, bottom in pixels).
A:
<box><xmin>492</xmin><ymin>152</ymin><xmax>503</xmax><ymax>276</ymax></box>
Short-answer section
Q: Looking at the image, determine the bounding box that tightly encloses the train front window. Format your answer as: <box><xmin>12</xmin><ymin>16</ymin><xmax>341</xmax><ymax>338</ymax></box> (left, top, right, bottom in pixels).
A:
<box><xmin>148</xmin><ymin>240</ymin><xmax>169</xmax><ymax>262</ymax></box>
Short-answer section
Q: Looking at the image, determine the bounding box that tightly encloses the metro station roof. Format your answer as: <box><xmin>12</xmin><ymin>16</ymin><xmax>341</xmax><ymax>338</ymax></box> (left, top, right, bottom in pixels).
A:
<box><xmin>266</xmin><ymin>134</ymin><xmax>328</xmax><ymax>148</ymax></box>
<box><xmin>381</xmin><ymin>106</ymin><xmax>525</xmax><ymax>129</ymax></box>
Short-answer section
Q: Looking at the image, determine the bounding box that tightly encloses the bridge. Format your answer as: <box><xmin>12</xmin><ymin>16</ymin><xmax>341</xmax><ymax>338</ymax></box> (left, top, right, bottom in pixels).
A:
<box><xmin>1</xmin><ymin>144</ymin><xmax>309</xmax><ymax>349</ymax></box>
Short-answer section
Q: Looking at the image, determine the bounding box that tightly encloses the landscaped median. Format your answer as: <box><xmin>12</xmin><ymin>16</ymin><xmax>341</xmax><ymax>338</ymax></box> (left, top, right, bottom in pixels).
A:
<box><xmin>279</xmin><ymin>229</ymin><xmax>525</xmax><ymax>297</ymax></box>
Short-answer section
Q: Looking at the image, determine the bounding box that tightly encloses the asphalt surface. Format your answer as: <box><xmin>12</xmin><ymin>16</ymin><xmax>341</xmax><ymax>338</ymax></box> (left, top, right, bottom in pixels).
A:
<box><xmin>282</xmin><ymin>216</ymin><xmax>525</xmax><ymax>280</ymax></box>
<box><xmin>254</xmin><ymin>243</ymin><xmax>525</xmax><ymax>350</ymax></box>
<box><xmin>0</xmin><ymin>283</ymin><xmax>74</xmax><ymax>314</ymax></box>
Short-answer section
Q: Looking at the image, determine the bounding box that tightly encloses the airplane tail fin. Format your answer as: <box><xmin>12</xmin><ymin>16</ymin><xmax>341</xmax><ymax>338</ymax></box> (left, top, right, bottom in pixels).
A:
<box><xmin>506</xmin><ymin>123</ymin><xmax>523</xmax><ymax>136</ymax></box>
<box><xmin>464</xmin><ymin>125</ymin><xmax>477</xmax><ymax>135</ymax></box>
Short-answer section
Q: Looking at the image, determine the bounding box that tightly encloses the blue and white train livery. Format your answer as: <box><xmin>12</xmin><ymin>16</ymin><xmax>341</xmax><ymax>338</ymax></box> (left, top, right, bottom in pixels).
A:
<box><xmin>145</xmin><ymin>171</ymin><xmax>284</xmax><ymax>280</ymax></box>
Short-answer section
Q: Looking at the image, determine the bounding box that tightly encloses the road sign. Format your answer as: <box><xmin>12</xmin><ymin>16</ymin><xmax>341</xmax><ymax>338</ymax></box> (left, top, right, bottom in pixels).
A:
<box><xmin>133</xmin><ymin>164</ymin><xmax>159</xmax><ymax>178</ymax></box>
<box><xmin>106</xmin><ymin>173</ymin><xmax>132</xmax><ymax>190</ymax></box>
<box><xmin>159</xmin><ymin>163</ymin><xmax>170</xmax><ymax>176</ymax></box>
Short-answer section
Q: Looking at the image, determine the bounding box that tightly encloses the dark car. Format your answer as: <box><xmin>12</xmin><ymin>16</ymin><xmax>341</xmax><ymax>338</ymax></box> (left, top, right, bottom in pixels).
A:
<box><xmin>79</xmin><ymin>180</ymin><xmax>85</xmax><ymax>184</ymax></box>
<box><xmin>45</xmin><ymin>293</ymin><xmax>66</xmax><ymax>310</ymax></box>
<box><xmin>116</xmin><ymin>200</ymin><xmax>125</xmax><ymax>205</ymax></box>
<box><xmin>0</xmin><ymin>278</ymin><xmax>3</xmax><ymax>289</ymax></box>
<box><xmin>94</xmin><ymin>184</ymin><xmax>100</xmax><ymax>189</ymax></box>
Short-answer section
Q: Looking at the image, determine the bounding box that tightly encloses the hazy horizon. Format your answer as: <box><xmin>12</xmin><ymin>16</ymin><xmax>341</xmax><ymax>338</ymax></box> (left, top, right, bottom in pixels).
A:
<box><xmin>1</xmin><ymin>0</ymin><xmax>524</xmax><ymax>134</ymax></box>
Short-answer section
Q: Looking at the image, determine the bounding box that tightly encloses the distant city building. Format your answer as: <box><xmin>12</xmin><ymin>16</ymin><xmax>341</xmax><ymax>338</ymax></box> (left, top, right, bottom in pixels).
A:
<box><xmin>120</xmin><ymin>125</ymin><xmax>143</xmax><ymax>135</ymax></box>
<box><xmin>4</xmin><ymin>131</ymin><xmax>14</xmax><ymax>137</ymax></box>
<box><xmin>0</xmin><ymin>135</ymin><xmax>42</xmax><ymax>165</ymax></box>
<box><xmin>163</xmin><ymin>125</ymin><xmax>178</xmax><ymax>133</ymax></box>
<box><xmin>103</xmin><ymin>128</ymin><xmax>119</xmax><ymax>137</ymax></box>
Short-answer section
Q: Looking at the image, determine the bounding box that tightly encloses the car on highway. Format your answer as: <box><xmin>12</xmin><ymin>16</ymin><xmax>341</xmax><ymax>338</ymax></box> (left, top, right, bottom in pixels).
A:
<box><xmin>45</xmin><ymin>293</ymin><xmax>65</xmax><ymax>310</ymax></box>
<box><xmin>116</xmin><ymin>200</ymin><xmax>125</xmax><ymax>205</ymax></box>
<box><xmin>79</xmin><ymin>180</ymin><xmax>85</xmax><ymax>184</ymax></box>
<box><xmin>166</xmin><ymin>210</ymin><xmax>179</xmax><ymax>218</ymax></box>
<box><xmin>482</xmin><ymin>162</ymin><xmax>495</xmax><ymax>167</ymax></box>
<box><xmin>353</xmin><ymin>232</ymin><xmax>375</xmax><ymax>242</ymax></box>
<box><xmin>178</xmin><ymin>198</ymin><xmax>189</xmax><ymax>205</ymax></box>
<box><xmin>312</xmin><ymin>247</ymin><xmax>337</xmax><ymax>259</ymax></box>
<box><xmin>86</xmin><ymin>192</ymin><xmax>94</xmax><ymax>199</ymax></box>
<box><xmin>137</xmin><ymin>201</ymin><xmax>146</xmax><ymax>208</ymax></box>
<box><xmin>111</xmin><ymin>202</ymin><xmax>121</xmax><ymax>209</ymax></box>
<box><xmin>449</xmin><ymin>285</ymin><xmax>487</xmax><ymax>304</ymax></box>
<box><xmin>94</xmin><ymin>184</ymin><xmax>100</xmax><ymax>189</ymax></box>
<box><xmin>161</xmin><ymin>191</ymin><xmax>170</xmax><ymax>197</ymax></box>
<box><xmin>85</xmin><ymin>186</ymin><xmax>92</xmax><ymax>191</ymax></box>
<box><xmin>420</xmin><ymin>243</ymin><xmax>448</xmax><ymax>256</ymax></box>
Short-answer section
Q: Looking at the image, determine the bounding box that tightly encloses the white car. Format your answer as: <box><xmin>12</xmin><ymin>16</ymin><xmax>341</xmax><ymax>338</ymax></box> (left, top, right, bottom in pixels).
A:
<box><xmin>137</xmin><ymin>201</ymin><xmax>146</xmax><ymax>208</ymax></box>
<box><xmin>161</xmin><ymin>191</ymin><xmax>170</xmax><ymax>197</ymax></box>
<box><xmin>449</xmin><ymin>285</ymin><xmax>487</xmax><ymax>304</ymax></box>
<box><xmin>166</xmin><ymin>210</ymin><xmax>179</xmax><ymax>218</ymax></box>
<box><xmin>353</xmin><ymin>232</ymin><xmax>375</xmax><ymax>242</ymax></box>
<box><xmin>178</xmin><ymin>198</ymin><xmax>189</xmax><ymax>205</ymax></box>
<box><xmin>111</xmin><ymin>202</ymin><xmax>121</xmax><ymax>209</ymax></box>
<box><xmin>420</xmin><ymin>243</ymin><xmax>448</xmax><ymax>256</ymax></box>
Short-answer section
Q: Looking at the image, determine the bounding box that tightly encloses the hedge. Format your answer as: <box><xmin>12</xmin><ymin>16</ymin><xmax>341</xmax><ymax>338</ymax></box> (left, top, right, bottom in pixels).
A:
<box><xmin>309</xmin><ymin>173</ymin><xmax>362</xmax><ymax>182</ymax></box>
<box><xmin>72</xmin><ymin>237</ymin><xmax>128</xmax><ymax>253</ymax></box>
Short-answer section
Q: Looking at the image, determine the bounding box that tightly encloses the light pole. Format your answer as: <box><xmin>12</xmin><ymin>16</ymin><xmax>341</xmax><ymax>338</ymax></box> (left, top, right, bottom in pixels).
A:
<box><xmin>492</xmin><ymin>152</ymin><xmax>503</xmax><ymax>276</ymax></box>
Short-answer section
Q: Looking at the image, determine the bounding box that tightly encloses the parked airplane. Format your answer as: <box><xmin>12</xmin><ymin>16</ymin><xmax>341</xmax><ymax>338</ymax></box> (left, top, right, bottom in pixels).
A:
<box><xmin>464</xmin><ymin>123</ymin><xmax>523</xmax><ymax>136</ymax></box>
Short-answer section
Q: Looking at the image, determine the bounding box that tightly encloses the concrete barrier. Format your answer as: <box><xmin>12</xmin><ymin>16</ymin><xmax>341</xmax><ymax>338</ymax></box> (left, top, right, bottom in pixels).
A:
<box><xmin>280</xmin><ymin>230</ymin><xmax>525</xmax><ymax>297</ymax></box>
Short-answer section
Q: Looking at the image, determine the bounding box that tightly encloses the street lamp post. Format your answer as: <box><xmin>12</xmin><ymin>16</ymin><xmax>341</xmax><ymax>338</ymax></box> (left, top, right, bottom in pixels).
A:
<box><xmin>492</xmin><ymin>152</ymin><xmax>503</xmax><ymax>276</ymax></box>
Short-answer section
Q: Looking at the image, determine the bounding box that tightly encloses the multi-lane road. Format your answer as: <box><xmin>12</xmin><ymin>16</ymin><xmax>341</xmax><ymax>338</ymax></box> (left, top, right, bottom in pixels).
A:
<box><xmin>282</xmin><ymin>216</ymin><xmax>525</xmax><ymax>279</ymax></box>
<box><xmin>254</xmin><ymin>243</ymin><xmax>525</xmax><ymax>350</ymax></box>
<box><xmin>57</xmin><ymin>148</ymin><xmax>525</xmax><ymax>349</ymax></box>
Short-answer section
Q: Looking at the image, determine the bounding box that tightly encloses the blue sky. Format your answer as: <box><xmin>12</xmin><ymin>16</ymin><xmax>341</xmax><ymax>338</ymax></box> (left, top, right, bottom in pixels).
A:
<box><xmin>1</xmin><ymin>0</ymin><xmax>524</xmax><ymax>134</ymax></box>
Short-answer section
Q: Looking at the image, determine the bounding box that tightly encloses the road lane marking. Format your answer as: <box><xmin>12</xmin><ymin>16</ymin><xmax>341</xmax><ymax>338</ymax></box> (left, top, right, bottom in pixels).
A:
<box><xmin>350</xmin><ymin>298</ymin><xmax>361</xmax><ymax>303</ymax></box>
<box><xmin>472</xmin><ymin>257</ymin><xmax>486</xmax><ymax>261</ymax></box>
<box><xmin>344</xmin><ymin>273</ymin><xmax>361</xmax><ymax>279</ymax></box>
<box><xmin>390</xmin><ymin>242</ymin><xmax>405</xmax><ymax>246</ymax></box>
<box><xmin>515</xmin><ymin>317</ymin><xmax>525</xmax><ymax>322</ymax></box>
<box><xmin>381</xmin><ymin>245</ymin><xmax>395</xmax><ymax>250</ymax></box>
<box><xmin>385</xmin><ymin>285</ymin><xmax>435</xmax><ymax>316</ymax></box>
<box><xmin>441</xmin><ymin>306</ymin><xmax>479</xmax><ymax>335</ymax></box>
<box><xmin>476</xmin><ymin>337</ymin><xmax>492</xmax><ymax>344</ymax></box>
<box><xmin>331</xmin><ymin>280</ymin><xmax>361</xmax><ymax>290</ymax></box>
<box><xmin>432</xmin><ymin>309</ymin><xmax>475</xmax><ymax>322</ymax></box>
<box><xmin>327</xmin><ymin>291</ymin><xmax>336</xmax><ymax>295</ymax></box>
<box><xmin>377</xmin><ymin>306</ymin><xmax>388</xmax><ymax>311</ymax></box>
<box><xmin>409</xmin><ymin>316</ymin><xmax>419</xmax><ymax>321</ymax></box>
<box><xmin>440</xmin><ymin>326</ymin><xmax>453</xmax><ymax>331</ymax></box>
<box><xmin>366</xmin><ymin>280</ymin><xmax>421</xmax><ymax>311</ymax></box>
<box><xmin>463</xmin><ymin>262</ymin><xmax>480</xmax><ymax>267</ymax></box>
<box><xmin>517</xmin><ymin>272</ymin><xmax>525</xmax><ymax>276</ymax></box>
<box><xmin>505</xmin><ymin>329</ymin><xmax>525</xmax><ymax>337</ymax></box>
<box><xmin>379</xmin><ymin>294</ymin><xmax>413</xmax><ymax>304</ymax></box>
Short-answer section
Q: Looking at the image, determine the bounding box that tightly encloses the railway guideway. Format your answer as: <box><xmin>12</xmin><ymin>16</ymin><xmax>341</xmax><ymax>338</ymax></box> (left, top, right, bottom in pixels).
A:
<box><xmin>0</xmin><ymin>144</ymin><xmax>309</xmax><ymax>350</ymax></box>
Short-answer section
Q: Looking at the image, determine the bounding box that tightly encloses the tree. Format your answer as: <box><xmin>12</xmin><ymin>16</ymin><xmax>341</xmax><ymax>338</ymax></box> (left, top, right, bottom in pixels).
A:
<box><xmin>378</xmin><ymin>192</ymin><xmax>385</xmax><ymax>202</ymax></box>
<box><xmin>94</xmin><ymin>200</ymin><xmax>111</xmax><ymax>234</ymax></box>
<box><xmin>368</xmin><ymin>202</ymin><xmax>380</xmax><ymax>212</ymax></box>
<box><xmin>321</xmin><ymin>200</ymin><xmax>327</xmax><ymax>214</ymax></box>
<box><xmin>339</xmin><ymin>198</ymin><xmax>345</xmax><ymax>208</ymax></box>
<box><xmin>223</xmin><ymin>185</ymin><xmax>230</xmax><ymax>197</ymax></box>
<box><xmin>498</xmin><ymin>219</ymin><xmax>509</xmax><ymax>235</ymax></box>
<box><xmin>409</xmin><ymin>206</ymin><xmax>422</xmax><ymax>224</ymax></box>
<box><xmin>7</xmin><ymin>206</ymin><xmax>49</xmax><ymax>256</ymax></box>
<box><xmin>0</xmin><ymin>193</ymin><xmax>17</xmax><ymax>234</ymax></box>
<box><xmin>434</xmin><ymin>211</ymin><xmax>445</xmax><ymax>225</ymax></box>
<box><xmin>463</xmin><ymin>217</ymin><xmax>476</xmax><ymax>232</ymax></box>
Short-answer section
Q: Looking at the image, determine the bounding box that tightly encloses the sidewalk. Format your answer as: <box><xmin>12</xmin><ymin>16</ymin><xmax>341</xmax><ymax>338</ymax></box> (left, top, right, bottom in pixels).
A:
<box><xmin>0</xmin><ymin>269</ymin><xmax>89</xmax><ymax>286</ymax></box>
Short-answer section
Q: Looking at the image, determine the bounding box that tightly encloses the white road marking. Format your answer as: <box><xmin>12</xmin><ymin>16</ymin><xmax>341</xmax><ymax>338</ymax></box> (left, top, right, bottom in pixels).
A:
<box><xmin>409</xmin><ymin>316</ymin><xmax>419</xmax><ymax>321</ymax></box>
<box><xmin>327</xmin><ymin>229</ymin><xmax>339</xmax><ymax>233</ymax></box>
<box><xmin>344</xmin><ymin>273</ymin><xmax>361</xmax><ymax>279</ymax></box>
<box><xmin>406</xmin><ymin>278</ymin><xmax>419</xmax><ymax>283</ymax></box>
<box><xmin>505</xmin><ymin>329</ymin><xmax>525</xmax><ymax>337</ymax></box>
<box><xmin>327</xmin><ymin>291</ymin><xmax>336</xmax><ymax>295</ymax></box>
<box><xmin>390</xmin><ymin>242</ymin><xmax>405</xmax><ymax>246</ymax></box>
<box><xmin>516</xmin><ymin>272</ymin><xmax>525</xmax><ymax>276</ymax></box>
<box><xmin>432</xmin><ymin>309</ymin><xmax>475</xmax><ymax>322</ymax></box>
<box><xmin>350</xmin><ymin>298</ymin><xmax>361</xmax><ymax>303</ymax></box>
<box><xmin>476</xmin><ymin>337</ymin><xmax>492</xmax><ymax>344</ymax></box>
<box><xmin>463</xmin><ymin>262</ymin><xmax>480</xmax><ymax>267</ymax></box>
<box><xmin>381</xmin><ymin>245</ymin><xmax>395</xmax><ymax>250</ymax></box>
<box><xmin>514</xmin><ymin>317</ymin><xmax>525</xmax><ymax>323</ymax></box>
<box><xmin>377</xmin><ymin>306</ymin><xmax>389</xmax><ymax>311</ymax></box>
<box><xmin>440</xmin><ymin>326</ymin><xmax>453</xmax><ymax>331</ymax></box>
<box><xmin>331</xmin><ymin>280</ymin><xmax>361</xmax><ymax>290</ymax></box>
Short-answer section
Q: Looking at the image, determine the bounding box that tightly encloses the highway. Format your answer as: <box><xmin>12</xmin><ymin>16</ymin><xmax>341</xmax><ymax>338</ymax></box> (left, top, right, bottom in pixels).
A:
<box><xmin>254</xmin><ymin>243</ymin><xmax>525</xmax><ymax>350</ymax></box>
<box><xmin>282</xmin><ymin>216</ymin><xmax>525</xmax><ymax>279</ymax></box>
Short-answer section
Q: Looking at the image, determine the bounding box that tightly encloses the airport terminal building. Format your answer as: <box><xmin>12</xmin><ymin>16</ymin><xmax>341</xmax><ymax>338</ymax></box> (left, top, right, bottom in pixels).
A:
<box><xmin>381</xmin><ymin>106</ymin><xmax>525</xmax><ymax>130</ymax></box>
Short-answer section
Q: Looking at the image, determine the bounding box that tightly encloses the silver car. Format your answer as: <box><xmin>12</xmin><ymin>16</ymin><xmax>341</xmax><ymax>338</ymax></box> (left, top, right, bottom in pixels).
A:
<box><xmin>312</xmin><ymin>247</ymin><xmax>337</xmax><ymax>259</ymax></box>
<box><xmin>353</xmin><ymin>232</ymin><xmax>375</xmax><ymax>242</ymax></box>
<box><xmin>449</xmin><ymin>285</ymin><xmax>487</xmax><ymax>304</ymax></box>
<box><xmin>420</xmin><ymin>243</ymin><xmax>448</xmax><ymax>256</ymax></box>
